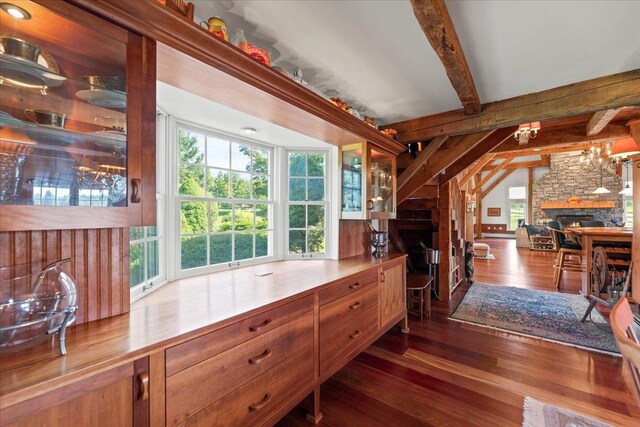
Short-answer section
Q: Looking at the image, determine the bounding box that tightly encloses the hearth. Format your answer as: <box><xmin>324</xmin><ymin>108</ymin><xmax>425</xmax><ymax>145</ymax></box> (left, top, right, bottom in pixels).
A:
<box><xmin>556</xmin><ymin>215</ymin><xmax>594</xmax><ymax>228</ymax></box>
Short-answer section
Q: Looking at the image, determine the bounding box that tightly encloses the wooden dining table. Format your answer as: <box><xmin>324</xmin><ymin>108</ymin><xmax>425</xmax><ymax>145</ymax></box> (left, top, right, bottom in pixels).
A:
<box><xmin>565</xmin><ymin>227</ymin><xmax>634</xmax><ymax>296</ymax></box>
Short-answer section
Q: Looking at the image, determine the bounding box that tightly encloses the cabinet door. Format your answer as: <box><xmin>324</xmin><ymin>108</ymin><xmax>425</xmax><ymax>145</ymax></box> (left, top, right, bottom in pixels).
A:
<box><xmin>379</xmin><ymin>261</ymin><xmax>405</xmax><ymax>327</ymax></box>
<box><xmin>367</xmin><ymin>145</ymin><xmax>396</xmax><ymax>219</ymax></box>
<box><xmin>0</xmin><ymin>358</ymin><xmax>150</xmax><ymax>427</ymax></box>
<box><xmin>0</xmin><ymin>1</ymin><xmax>155</xmax><ymax>230</ymax></box>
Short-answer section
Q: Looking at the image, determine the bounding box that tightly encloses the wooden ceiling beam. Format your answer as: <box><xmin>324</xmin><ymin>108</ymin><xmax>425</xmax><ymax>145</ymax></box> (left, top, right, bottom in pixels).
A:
<box><xmin>398</xmin><ymin>136</ymin><xmax>448</xmax><ymax>190</ymax></box>
<box><xmin>410</xmin><ymin>0</ymin><xmax>481</xmax><ymax>115</ymax></box>
<box><xmin>480</xmin><ymin>157</ymin><xmax>550</xmax><ymax>172</ymax></box>
<box><xmin>491</xmin><ymin>121</ymin><xmax>629</xmax><ymax>154</ymax></box>
<box><xmin>480</xmin><ymin>169</ymin><xmax>516</xmax><ymax>198</ymax></box>
<box><xmin>389</xmin><ymin>69</ymin><xmax>640</xmax><ymax>143</ymax></box>
<box><xmin>492</xmin><ymin>141</ymin><xmax>607</xmax><ymax>158</ymax></box>
<box><xmin>459</xmin><ymin>154</ymin><xmax>496</xmax><ymax>187</ymax></box>
<box><xmin>586</xmin><ymin>108</ymin><xmax>623</xmax><ymax>136</ymax></box>
<box><xmin>471</xmin><ymin>155</ymin><xmax>516</xmax><ymax>195</ymax></box>
<box><xmin>439</xmin><ymin>126</ymin><xmax>517</xmax><ymax>184</ymax></box>
<box><xmin>397</xmin><ymin>130</ymin><xmax>494</xmax><ymax>204</ymax></box>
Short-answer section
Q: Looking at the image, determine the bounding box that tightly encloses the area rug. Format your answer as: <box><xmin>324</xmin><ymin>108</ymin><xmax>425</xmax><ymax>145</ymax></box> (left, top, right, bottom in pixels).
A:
<box><xmin>474</xmin><ymin>254</ymin><xmax>496</xmax><ymax>260</ymax></box>
<box><xmin>450</xmin><ymin>283</ymin><xmax>620</xmax><ymax>355</ymax></box>
<box><xmin>522</xmin><ymin>396</ymin><xmax>613</xmax><ymax>427</ymax></box>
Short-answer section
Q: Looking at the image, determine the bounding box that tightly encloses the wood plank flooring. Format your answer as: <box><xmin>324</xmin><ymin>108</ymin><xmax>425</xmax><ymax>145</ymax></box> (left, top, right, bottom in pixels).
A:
<box><xmin>278</xmin><ymin>239</ymin><xmax>638</xmax><ymax>426</ymax></box>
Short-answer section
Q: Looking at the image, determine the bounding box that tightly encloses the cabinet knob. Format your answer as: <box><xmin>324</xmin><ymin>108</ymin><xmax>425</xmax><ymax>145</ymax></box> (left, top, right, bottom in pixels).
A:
<box><xmin>380</xmin><ymin>272</ymin><xmax>386</xmax><ymax>283</ymax></box>
<box><xmin>131</xmin><ymin>178</ymin><xmax>141</xmax><ymax>203</ymax></box>
<box><xmin>137</xmin><ymin>372</ymin><xmax>149</xmax><ymax>401</ymax></box>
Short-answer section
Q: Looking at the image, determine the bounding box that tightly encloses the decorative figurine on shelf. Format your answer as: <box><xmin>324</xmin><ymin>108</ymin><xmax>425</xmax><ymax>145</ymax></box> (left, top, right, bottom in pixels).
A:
<box><xmin>202</xmin><ymin>16</ymin><xmax>229</xmax><ymax>41</ymax></box>
<box><xmin>364</xmin><ymin>116</ymin><xmax>376</xmax><ymax>128</ymax></box>
<box><xmin>329</xmin><ymin>97</ymin><xmax>348</xmax><ymax>110</ymax></box>
<box><xmin>381</xmin><ymin>128</ymin><xmax>397</xmax><ymax>139</ymax></box>
<box><xmin>232</xmin><ymin>29</ymin><xmax>271</xmax><ymax>66</ymax></box>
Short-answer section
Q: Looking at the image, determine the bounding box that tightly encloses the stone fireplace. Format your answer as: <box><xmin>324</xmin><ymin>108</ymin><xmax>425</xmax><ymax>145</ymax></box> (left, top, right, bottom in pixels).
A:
<box><xmin>532</xmin><ymin>152</ymin><xmax>623</xmax><ymax>225</ymax></box>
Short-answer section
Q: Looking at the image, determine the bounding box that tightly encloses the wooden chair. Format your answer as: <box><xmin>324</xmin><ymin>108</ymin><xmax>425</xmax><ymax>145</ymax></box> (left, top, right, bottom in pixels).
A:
<box><xmin>406</xmin><ymin>273</ymin><xmax>433</xmax><ymax>322</ymax></box>
<box><xmin>611</xmin><ymin>297</ymin><xmax>640</xmax><ymax>408</ymax></box>
<box><xmin>157</xmin><ymin>0</ymin><xmax>195</xmax><ymax>20</ymax></box>
<box><xmin>547</xmin><ymin>220</ymin><xmax>583</xmax><ymax>289</ymax></box>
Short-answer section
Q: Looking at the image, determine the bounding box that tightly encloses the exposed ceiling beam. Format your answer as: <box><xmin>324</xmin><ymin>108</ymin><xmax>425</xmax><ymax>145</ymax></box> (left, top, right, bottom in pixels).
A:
<box><xmin>411</xmin><ymin>185</ymin><xmax>439</xmax><ymax>199</ymax></box>
<box><xmin>410</xmin><ymin>0</ymin><xmax>481</xmax><ymax>115</ymax></box>
<box><xmin>439</xmin><ymin>126</ymin><xmax>516</xmax><ymax>184</ymax></box>
<box><xmin>481</xmin><ymin>157</ymin><xmax>550</xmax><ymax>172</ymax></box>
<box><xmin>586</xmin><ymin>108</ymin><xmax>623</xmax><ymax>136</ymax></box>
<box><xmin>492</xmin><ymin>122</ymin><xmax>629</xmax><ymax>154</ymax></box>
<box><xmin>389</xmin><ymin>69</ymin><xmax>640</xmax><ymax>143</ymax></box>
<box><xmin>397</xmin><ymin>130</ymin><xmax>494</xmax><ymax>204</ymax></box>
<box><xmin>480</xmin><ymin>169</ymin><xmax>516</xmax><ymax>198</ymax></box>
<box><xmin>471</xmin><ymin>155</ymin><xmax>516</xmax><ymax>194</ymax></box>
<box><xmin>493</xmin><ymin>141</ymin><xmax>609</xmax><ymax>158</ymax></box>
<box><xmin>397</xmin><ymin>136</ymin><xmax>448</xmax><ymax>190</ymax></box>
<box><xmin>459</xmin><ymin>155</ymin><xmax>496</xmax><ymax>187</ymax></box>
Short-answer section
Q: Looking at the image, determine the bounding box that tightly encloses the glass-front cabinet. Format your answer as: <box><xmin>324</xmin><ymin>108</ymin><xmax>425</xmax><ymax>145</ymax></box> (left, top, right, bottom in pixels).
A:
<box><xmin>340</xmin><ymin>141</ymin><xmax>396</xmax><ymax>219</ymax></box>
<box><xmin>0</xmin><ymin>1</ymin><xmax>155</xmax><ymax>231</ymax></box>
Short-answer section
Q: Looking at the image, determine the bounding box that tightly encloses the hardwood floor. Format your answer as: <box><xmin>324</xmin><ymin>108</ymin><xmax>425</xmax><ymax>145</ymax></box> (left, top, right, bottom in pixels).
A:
<box><xmin>278</xmin><ymin>239</ymin><xmax>638</xmax><ymax>426</ymax></box>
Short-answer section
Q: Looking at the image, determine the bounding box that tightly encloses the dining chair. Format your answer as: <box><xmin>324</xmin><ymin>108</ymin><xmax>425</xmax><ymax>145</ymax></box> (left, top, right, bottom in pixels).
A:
<box><xmin>547</xmin><ymin>221</ymin><xmax>583</xmax><ymax>289</ymax></box>
<box><xmin>611</xmin><ymin>297</ymin><xmax>640</xmax><ymax>408</ymax></box>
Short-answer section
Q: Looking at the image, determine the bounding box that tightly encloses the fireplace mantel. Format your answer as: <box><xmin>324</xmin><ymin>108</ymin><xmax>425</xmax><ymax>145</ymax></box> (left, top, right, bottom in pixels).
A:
<box><xmin>540</xmin><ymin>201</ymin><xmax>616</xmax><ymax>209</ymax></box>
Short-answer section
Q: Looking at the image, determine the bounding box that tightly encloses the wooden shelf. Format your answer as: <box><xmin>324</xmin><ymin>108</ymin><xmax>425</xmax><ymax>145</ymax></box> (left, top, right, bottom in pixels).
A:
<box><xmin>68</xmin><ymin>0</ymin><xmax>407</xmax><ymax>155</ymax></box>
<box><xmin>540</xmin><ymin>201</ymin><xmax>615</xmax><ymax>209</ymax></box>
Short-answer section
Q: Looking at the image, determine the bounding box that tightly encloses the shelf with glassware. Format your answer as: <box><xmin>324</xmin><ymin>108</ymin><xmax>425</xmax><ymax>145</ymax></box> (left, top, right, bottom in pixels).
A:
<box><xmin>340</xmin><ymin>141</ymin><xmax>396</xmax><ymax>220</ymax></box>
<box><xmin>0</xmin><ymin>0</ymin><xmax>155</xmax><ymax>231</ymax></box>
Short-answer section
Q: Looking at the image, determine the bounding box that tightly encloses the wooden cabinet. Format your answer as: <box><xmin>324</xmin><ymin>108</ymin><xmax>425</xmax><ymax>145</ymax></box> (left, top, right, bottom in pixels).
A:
<box><xmin>0</xmin><ymin>0</ymin><xmax>156</xmax><ymax>231</ymax></box>
<box><xmin>340</xmin><ymin>141</ymin><xmax>397</xmax><ymax>219</ymax></box>
<box><xmin>0</xmin><ymin>358</ymin><xmax>150</xmax><ymax>427</ymax></box>
<box><xmin>165</xmin><ymin>295</ymin><xmax>315</xmax><ymax>426</ymax></box>
<box><xmin>379</xmin><ymin>258</ymin><xmax>406</xmax><ymax>328</ymax></box>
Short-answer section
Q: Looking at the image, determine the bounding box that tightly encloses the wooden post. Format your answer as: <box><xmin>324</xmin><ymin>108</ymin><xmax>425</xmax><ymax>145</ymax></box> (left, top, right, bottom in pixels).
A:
<box><xmin>630</xmin><ymin>119</ymin><xmax>640</xmax><ymax>303</ymax></box>
<box><xmin>438</xmin><ymin>181</ymin><xmax>452</xmax><ymax>301</ymax></box>
<box><xmin>475</xmin><ymin>173</ymin><xmax>482</xmax><ymax>238</ymax></box>
<box><xmin>528</xmin><ymin>167</ymin><xmax>534</xmax><ymax>224</ymax></box>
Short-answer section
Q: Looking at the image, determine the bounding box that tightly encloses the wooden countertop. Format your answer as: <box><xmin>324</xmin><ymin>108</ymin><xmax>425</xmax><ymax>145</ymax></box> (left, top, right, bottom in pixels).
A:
<box><xmin>0</xmin><ymin>254</ymin><xmax>405</xmax><ymax>408</ymax></box>
<box><xmin>565</xmin><ymin>227</ymin><xmax>634</xmax><ymax>237</ymax></box>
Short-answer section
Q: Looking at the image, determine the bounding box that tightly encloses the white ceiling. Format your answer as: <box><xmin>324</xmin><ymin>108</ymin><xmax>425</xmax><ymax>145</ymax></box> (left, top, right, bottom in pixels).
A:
<box><xmin>157</xmin><ymin>81</ymin><xmax>333</xmax><ymax>148</ymax></box>
<box><xmin>192</xmin><ymin>0</ymin><xmax>640</xmax><ymax>125</ymax></box>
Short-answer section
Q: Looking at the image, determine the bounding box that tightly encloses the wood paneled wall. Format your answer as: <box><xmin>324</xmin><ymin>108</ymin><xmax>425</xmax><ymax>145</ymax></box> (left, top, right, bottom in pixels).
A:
<box><xmin>0</xmin><ymin>229</ymin><xmax>130</xmax><ymax>325</ymax></box>
<box><xmin>339</xmin><ymin>220</ymin><xmax>371</xmax><ymax>259</ymax></box>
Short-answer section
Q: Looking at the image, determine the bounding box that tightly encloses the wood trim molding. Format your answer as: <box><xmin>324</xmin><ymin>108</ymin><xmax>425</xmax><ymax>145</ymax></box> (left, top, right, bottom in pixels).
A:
<box><xmin>471</xmin><ymin>155</ymin><xmax>516</xmax><ymax>195</ymax></box>
<box><xmin>480</xmin><ymin>169</ymin><xmax>515</xmax><ymax>198</ymax></box>
<box><xmin>389</xmin><ymin>69</ymin><xmax>640</xmax><ymax>143</ymax></box>
<box><xmin>586</xmin><ymin>108</ymin><xmax>622</xmax><ymax>136</ymax></box>
<box><xmin>540</xmin><ymin>201</ymin><xmax>615</xmax><ymax>209</ymax></box>
<box><xmin>398</xmin><ymin>136</ymin><xmax>448</xmax><ymax>190</ymax></box>
<box><xmin>480</xmin><ymin>156</ymin><xmax>550</xmax><ymax>171</ymax></box>
<box><xmin>410</xmin><ymin>0</ymin><xmax>480</xmax><ymax>114</ymax></box>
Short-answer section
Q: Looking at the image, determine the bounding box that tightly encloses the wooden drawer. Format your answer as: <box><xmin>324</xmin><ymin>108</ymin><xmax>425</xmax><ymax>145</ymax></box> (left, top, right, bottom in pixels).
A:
<box><xmin>180</xmin><ymin>346</ymin><xmax>314</xmax><ymax>427</ymax></box>
<box><xmin>319</xmin><ymin>282</ymin><xmax>378</xmax><ymax>337</ymax></box>
<box><xmin>318</xmin><ymin>269</ymin><xmax>378</xmax><ymax>306</ymax></box>
<box><xmin>319</xmin><ymin>303</ymin><xmax>378</xmax><ymax>376</ymax></box>
<box><xmin>166</xmin><ymin>294</ymin><xmax>314</xmax><ymax>376</ymax></box>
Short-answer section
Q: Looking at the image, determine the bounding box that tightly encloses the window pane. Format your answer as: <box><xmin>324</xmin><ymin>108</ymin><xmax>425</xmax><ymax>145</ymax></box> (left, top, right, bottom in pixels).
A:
<box><xmin>178</xmin><ymin>129</ymin><xmax>205</xmax><ymax>164</ymax></box>
<box><xmin>232</xmin><ymin>143</ymin><xmax>252</xmax><ymax>172</ymax></box>
<box><xmin>308</xmin><ymin>153</ymin><xmax>325</xmax><ymax>177</ymax></box>
<box><xmin>508</xmin><ymin>186</ymin><xmax>527</xmax><ymax>199</ymax></box>
<box><xmin>234</xmin><ymin>203</ymin><xmax>254</xmax><ymax>231</ymax></box>
<box><xmin>308</xmin><ymin>178</ymin><xmax>324</xmax><ymax>201</ymax></box>
<box><xmin>178</xmin><ymin>166</ymin><xmax>205</xmax><ymax>197</ymax></box>
<box><xmin>289</xmin><ymin>205</ymin><xmax>305</xmax><ymax>228</ymax></box>
<box><xmin>147</xmin><ymin>225</ymin><xmax>157</xmax><ymax>238</ymax></box>
<box><xmin>210</xmin><ymin>202</ymin><xmax>233</xmax><ymax>232</ymax></box>
<box><xmin>181</xmin><ymin>201</ymin><xmax>208</xmax><ymax>234</ymax></box>
<box><xmin>307</xmin><ymin>205</ymin><xmax>325</xmax><ymax>228</ymax></box>
<box><xmin>130</xmin><ymin>227</ymin><xmax>144</xmax><ymax>241</ymax></box>
<box><xmin>210</xmin><ymin>234</ymin><xmax>232</xmax><ymax>265</ymax></box>
<box><xmin>252</xmin><ymin>148</ymin><xmax>269</xmax><ymax>175</ymax></box>
<box><xmin>207</xmin><ymin>169</ymin><xmax>229</xmax><ymax>198</ymax></box>
<box><xmin>147</xmin><ymin>239</ymin><xmax>159</xmax><ymax>279</ymax></box>
<box><xmin>256</xmin><ymin>231</ymin><xmax>269</xmax><ymax>257</ymax></box>
<box><xmin>509</xmin><ymin>202</ymin><xmax>525</xmax><ymax>230</ymax></box>
<box><xmin>256</xmin><ymin>204</ymin><xmax>269</xmax><ymax>230</ymax></box>
<box><xmin>206</xmin><ymin>136</ymin><xmax>229</xmax><ymax>168</ymax></box>
<box><xmin>235</xmin><ymin>233</ymin><xmax>254</xmax><ymax>261</ymax></box>
<box><xmin>289</xmin><ymin>153</ymin><xmax>306</xmax><ymax>176</ymax></box>
<box><xmin>308</xmin><ymin>229</ymin><xmax>325</xmax><ymax>254</ymax></box>
<box><xmin>252</xmin><ymin>175</ymin><xmax>269</xmax><ymax>200</ymax></box>
<box><xmin>288</xmin><ymin>230</ymin><xmax>306</xmax><ymax>254</ymax></box>
<box><xmin>181</xmin><ymin>236</ymin><xmax>207</xmax><ymax>270</ymax></box>
<box><xmin>231</xmin><ymin>172</ymin><xmax>251</xmax><ymax>199</ymax></box>
<box><xmin>289</xmin><ymin>178</ymin><xmax>305</xmax><ymax>201</ymax></box>
<box><xmin>130</xmin><ymin>242</ymin><xmax>145</xmax><ymax>288</ymax></box>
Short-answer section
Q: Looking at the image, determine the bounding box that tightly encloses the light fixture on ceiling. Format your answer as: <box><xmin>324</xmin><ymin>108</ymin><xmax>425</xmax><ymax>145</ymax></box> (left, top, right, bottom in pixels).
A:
<box><xmin>0</xmin><ymin>2</ymin><xmax>31</xmax><ymax>19</ymax></box>
<box><xmin>610</xmin><ymin>136</ymin><xmax>640</xmax><ymax>159</ymax></box>
<box><xmin>514</xmin><ymin>122</ymin><xmax>540</xmax><ymax>145</ymax></box>
<box><xmin>619</xmin><ymin>161</ymin><xmax>633</xmax><ymax>196</ymax></box>
<box><xmin>240</xmin><ymin>127</ymin><xmax>257</xmax><ymax>135</ymax></box>
<box><xmin>592</xmin><ymin>163</ymin><xmax>610</xmax><ymax>195</ymax></box>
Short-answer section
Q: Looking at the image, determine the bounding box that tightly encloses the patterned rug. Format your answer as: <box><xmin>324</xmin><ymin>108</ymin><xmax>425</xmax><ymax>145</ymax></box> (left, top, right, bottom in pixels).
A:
<box><xmin>450</xmin><ymin>283</ymin><xmax>620</xmax><ymax>355</ymax></box>
<box><xmin>522</xmin><ymin>397</ymin><xmax>613</xmax><ymax>427</ymax></box>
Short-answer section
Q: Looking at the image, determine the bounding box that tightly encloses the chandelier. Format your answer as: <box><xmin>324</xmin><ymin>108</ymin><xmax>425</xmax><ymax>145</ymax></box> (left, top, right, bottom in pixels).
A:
<box><xmin>514</xmin><ymin>122</ymin><xmax>540</xmax><ymax>145</ymax></box>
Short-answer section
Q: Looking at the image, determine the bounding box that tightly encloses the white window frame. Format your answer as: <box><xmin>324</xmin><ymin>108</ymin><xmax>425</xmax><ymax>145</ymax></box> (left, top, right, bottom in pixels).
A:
<box><xmin>170</xmin><ymin>119</ymin><xmax>277</xmax><ymax>279</ymax></box>
<box><xmin>507</xmin><ymin>185</ymin><xmax>527</xmax><ymax>230</ymax></box>
<box><xmin>284</xmin><ymin>149</ymin><xmax>332</xmax><ymax>259</ymax></box>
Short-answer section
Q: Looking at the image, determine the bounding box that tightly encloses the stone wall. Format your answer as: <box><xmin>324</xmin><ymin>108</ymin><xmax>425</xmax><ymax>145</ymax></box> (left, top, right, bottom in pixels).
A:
<box><xmin>532</xmin><ymin>152</ymin><xmax>623</xmax><ymax>224</ymax></box>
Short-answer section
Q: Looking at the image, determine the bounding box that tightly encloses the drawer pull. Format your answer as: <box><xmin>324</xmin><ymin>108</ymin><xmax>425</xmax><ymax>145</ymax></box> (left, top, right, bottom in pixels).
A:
<box><xmin>380</xmin><ymin>272</ymin><xmax>386</xmax><ymax>283</ymax></box>
<box><xmin>137</xmin><ymin>372</ymin><xmax>149</xmax><ymax>401</ymax></box>
<box><xmin>348</xmin><ymin>282</ymin><xmax>361</xmax><ymax>290</ymax></box>
<box><xmin>249</xmin><ymin>392</ymin><xmax>272</xmax><ymax>411</ymax></box>
<box><xmin>349</xmin><ymin>301</ymin><xmax>361</xmax><ymax>310</ymax></box>
<box><xmin>349</xmin><ymin>330</ymin><xmax>361</xmax><ymax>339</ymax></box>
<box><xmin>249</xmin><ymin>319</ymin><xmax>272</xmax><ymax>332</ymax></box>
<box><xmin>249</xmin><ymin>349</ymin><xmax>273</xmax><ymax>364</ymax></box>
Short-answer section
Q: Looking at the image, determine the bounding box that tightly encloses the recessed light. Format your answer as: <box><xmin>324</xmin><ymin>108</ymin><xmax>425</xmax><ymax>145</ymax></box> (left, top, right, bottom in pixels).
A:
<box><xmin>0</xmin><ymin>3</ymin><xmax>31</xmax><ymax>20</ymax></box>
<box><xmin>240</xmin><ymin>127</ymin><xmax>257</xmax><ymax>135</ymax></box>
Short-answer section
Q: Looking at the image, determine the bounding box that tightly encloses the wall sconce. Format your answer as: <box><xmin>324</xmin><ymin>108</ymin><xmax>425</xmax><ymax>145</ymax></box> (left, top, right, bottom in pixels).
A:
<box><xmin>514</xmin><ymin>122</ymin><xmax>541</xmax><ymax>145</ymax></box>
